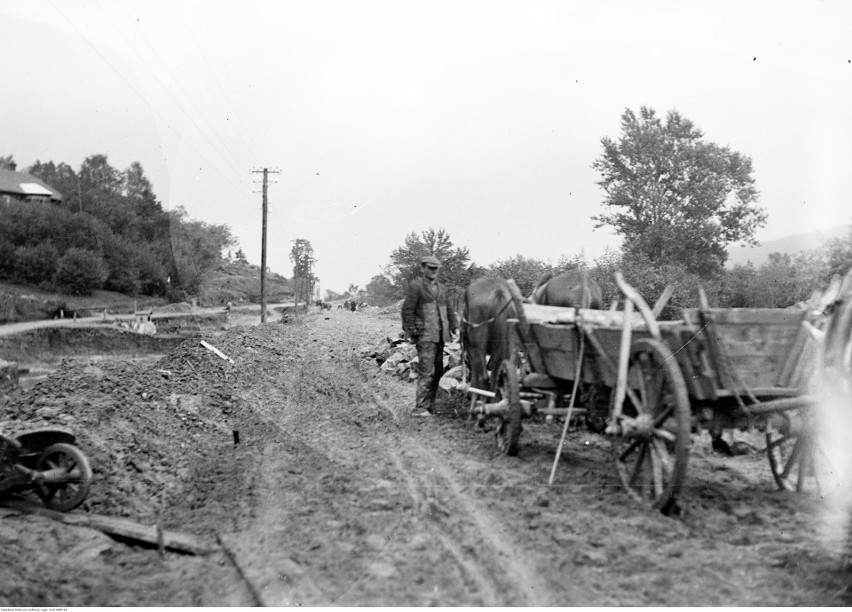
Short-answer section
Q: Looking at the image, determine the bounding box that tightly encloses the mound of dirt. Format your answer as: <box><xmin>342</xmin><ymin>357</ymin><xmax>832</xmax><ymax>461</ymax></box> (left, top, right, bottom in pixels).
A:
<box><xmin>0</xmin><ymin>324</ymin><xmax>292</xmax><ymax>521</ymax></box>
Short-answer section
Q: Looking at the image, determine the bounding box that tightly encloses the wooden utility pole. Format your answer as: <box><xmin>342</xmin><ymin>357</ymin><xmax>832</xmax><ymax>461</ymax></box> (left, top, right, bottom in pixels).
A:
<box><xmin>260</xmin><ymin>168</ymin><xmax>268</xmax><ymax>322</ymax></box>
<box><xmin>252</xmin><ymin>168</ymin><xmax>279</xmax><ymax>322</ymax></box>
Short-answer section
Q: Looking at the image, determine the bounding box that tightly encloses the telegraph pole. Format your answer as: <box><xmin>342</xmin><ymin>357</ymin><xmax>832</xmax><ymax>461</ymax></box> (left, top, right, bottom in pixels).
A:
<box><xmin>251</xmin><ymin>167</ymin><xmax>279</xmax><ymax>322</ymax></box>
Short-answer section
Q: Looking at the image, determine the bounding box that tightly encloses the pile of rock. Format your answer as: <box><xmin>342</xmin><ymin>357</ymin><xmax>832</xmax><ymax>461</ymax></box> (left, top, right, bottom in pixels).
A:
<box><xmin>359</xmin><ymin>335</ymin><xmax>465</xmax><ymax>392</ymax></box>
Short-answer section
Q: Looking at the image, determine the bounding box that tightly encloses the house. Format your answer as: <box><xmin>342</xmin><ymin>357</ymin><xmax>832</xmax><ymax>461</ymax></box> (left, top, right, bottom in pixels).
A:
<box><xmin>0</xmin><ymin>162</ymin><xmax>63</xmax><ymax>205</ymax></box>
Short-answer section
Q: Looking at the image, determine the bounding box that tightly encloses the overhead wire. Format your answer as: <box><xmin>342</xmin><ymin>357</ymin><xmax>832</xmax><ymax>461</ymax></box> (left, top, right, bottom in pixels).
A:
<box><xmin>46</xmin><ymin>0</ymin><xmax>252</xmax><ymax>204</ymax></box>
<box><xmin>98</xmin><ymin>0</ymin><xmax>256</xmax><ymax>179</ymax></box>
<box><xmin>172</xmin><ymin>4</ymin><xmax>269</xmax><ymax>167</ymax></box>
<box><xmin>114</xmin><ymin>1</ymin><xmax>263</xmax><ymax>171</ymax></box>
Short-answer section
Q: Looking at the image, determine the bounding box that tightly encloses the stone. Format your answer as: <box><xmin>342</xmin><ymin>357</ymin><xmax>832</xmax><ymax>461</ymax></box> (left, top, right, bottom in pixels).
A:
<box><xmin>439</xmin><ymin>376</ymin><xmax>459</xmax><ymax>392</ymax></box>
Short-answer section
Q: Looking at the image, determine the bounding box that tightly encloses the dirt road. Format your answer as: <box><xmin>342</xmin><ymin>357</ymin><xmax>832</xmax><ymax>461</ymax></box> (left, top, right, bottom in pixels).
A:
<box><xmin>1</xmin><ymin>308</ymin><xmax>850</xmax><ymax>605</ymax></box>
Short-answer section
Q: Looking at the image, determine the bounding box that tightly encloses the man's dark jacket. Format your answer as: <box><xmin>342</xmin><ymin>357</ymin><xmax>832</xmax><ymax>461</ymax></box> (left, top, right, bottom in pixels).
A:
<box><xmin>401</xmin><ymin>276</ymin><xmax>459</xmax><ymax>343</ymax></box>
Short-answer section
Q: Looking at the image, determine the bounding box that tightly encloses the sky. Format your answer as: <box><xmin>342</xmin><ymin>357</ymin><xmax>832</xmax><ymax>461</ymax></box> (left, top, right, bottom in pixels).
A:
<box><xmin>1</xmin><ymin>0</ymin><xmax>851</xmax><ymax>294</ymax></box>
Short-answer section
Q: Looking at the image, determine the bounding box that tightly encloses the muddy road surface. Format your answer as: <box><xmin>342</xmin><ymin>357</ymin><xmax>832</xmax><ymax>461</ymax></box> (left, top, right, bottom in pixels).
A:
<box><xmin>1</xmin><ymin>308</ymin><xmax>850</xmax><ymax>605</ymax></box>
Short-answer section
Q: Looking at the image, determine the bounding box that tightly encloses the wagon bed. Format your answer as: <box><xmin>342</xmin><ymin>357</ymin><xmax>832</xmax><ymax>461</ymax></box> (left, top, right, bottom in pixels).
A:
<box><xmin>521</xmin><ymin>303</ymin><xmax>816</xmax><ymax>400</ymax></box>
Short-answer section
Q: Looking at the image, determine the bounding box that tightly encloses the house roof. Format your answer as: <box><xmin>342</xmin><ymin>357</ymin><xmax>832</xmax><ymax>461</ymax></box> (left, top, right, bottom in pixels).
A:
<box><xmin>0</xmin><ymin>168</ymin><xmax>63</xmax><ymax>201</ymax></box>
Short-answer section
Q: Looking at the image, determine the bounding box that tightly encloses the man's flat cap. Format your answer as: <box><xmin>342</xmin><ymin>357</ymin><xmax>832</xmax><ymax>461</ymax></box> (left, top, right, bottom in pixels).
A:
<box><xmin>420</xmin><ymin>255</ymin><xmax>442</xmax><ymax>267</ymax></box>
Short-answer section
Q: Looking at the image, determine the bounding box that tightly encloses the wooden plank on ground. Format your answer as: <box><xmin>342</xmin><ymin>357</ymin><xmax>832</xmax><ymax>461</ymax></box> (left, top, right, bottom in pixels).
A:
<box><xmin>0</xmin><ymin>499</ymin><xmax>217</xmax><ymax>555</ymax></box>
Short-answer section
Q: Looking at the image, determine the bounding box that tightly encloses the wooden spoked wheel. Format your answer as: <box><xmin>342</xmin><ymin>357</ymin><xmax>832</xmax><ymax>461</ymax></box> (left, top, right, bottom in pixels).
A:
<box><xmin>765</xmin><ymin>286</ymin><xmax>851</xmax><ymax>496</ymax></box>
<box><xmin>766</xmin><ymin>412</ymin><xmax>835</xmax><ymax>495</ymax></box>
<box><xmin>494</xmin><ymin>360</ymin><xmax>523</xmax><ymax>456</ymax></box>
<box><xmin>612</xmin><ymin>338</ymin><xmax>691</xmax><ymax>512</ymax></box>
<box><xmin>35</xmin><ymin>443</ymin><xmax>93</xmax><ymax>512</ymax></box>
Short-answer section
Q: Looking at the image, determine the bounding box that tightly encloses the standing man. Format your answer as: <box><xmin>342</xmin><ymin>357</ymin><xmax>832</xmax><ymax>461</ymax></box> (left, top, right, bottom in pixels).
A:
<box><xmin>402</xmin><ymin>255</ymin><xmax>460</xmax><ymax>417</ymax></box>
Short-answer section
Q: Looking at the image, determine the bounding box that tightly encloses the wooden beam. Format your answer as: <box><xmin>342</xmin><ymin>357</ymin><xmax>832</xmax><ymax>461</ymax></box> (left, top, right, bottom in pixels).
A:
<box><xmin>615</xmin><ymin>272</ymin><xmax>661</xmax><ymax>340</ymax></box>
<box><xmin>506</xmin><ymin>279</ymin><xmax>546</xmax><ymax>373</ymax></box>
<box><xmin>681</xmin><ymin>308</ymin><xmax>805</xmax><ymax>326</ymax></box>
<box><xmin>651</xmin><ymin>285</ymin><xmax>675</xmax><ymax>319</ymax></box>
<box><xmin>522</xmin><ymin>303</ymin><xmax>646</xmax><ymax>328</ymax></box>
<box><xmin>0</xmin><ymin>499</ymin><xmax>217</xmax><ymax>556</ymax></box>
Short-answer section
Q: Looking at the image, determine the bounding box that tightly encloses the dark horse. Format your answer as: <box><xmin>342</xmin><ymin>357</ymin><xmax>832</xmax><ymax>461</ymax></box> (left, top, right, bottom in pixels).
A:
<box><xmin>531</xmin><ymin>269</ymin><xmax>603</xmax><ymax>309</ymax></box>
<box><xmin>462</xmin><ymin>277</ymin><xmax>518</xmax><ymax>391</ymax></box>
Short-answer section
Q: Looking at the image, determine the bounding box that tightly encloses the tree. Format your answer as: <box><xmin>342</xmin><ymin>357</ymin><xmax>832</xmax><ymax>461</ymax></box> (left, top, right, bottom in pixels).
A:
<box><xmin>720</xmin><ymin>262</ymin><xmax>758</xmax><ymax>307</ymax></box>
<box><xmin>589</xmin><ymin>247</ymin><xmax>717</xmax><ymax>320</ymax></box>
<box><xmin>123</xmin><ymin>161</ymin><xmax>165</xmax><ymax>241</ymax></box>
<box><xmin>28</xmin><ymin>160</ymin><xmax>79</xmax><ymax>208</ymax></box>
<box><xmin>364</xmin><ymin>274</ymin><xmax>396</xmax><ymax>306</ymax></box>
<box><xmin>169</xmin><ymin>206</ymin><xmax>236</xmax><ymax>294</ymax></box>
<box><xmin>53</xmin><ymin>248</ymin><xmax>108</xmax><ymax>295</ymax></box>
<box><xmin>234</xmin><ymin>248</ymin><xmax>249</xmax><ymax>264</ymax></box>
<box><xmin>825</xmin><ymin>226</ymin><xmax>852</xmax><ymax>279</ymax></box>
<box><xmin>389</xmin><ymin>228</ymin><xmax>473</xmax><ymax>290</ymax></box>
<box><xmin>13</xmin><ymin>242</ymin><xmax>59</xmax><ymax>285</ymax></box>
<box><xmin>0</xmin><ymin>155</ymin><xmax>16</xmax><ymax>170</ymax></box>
<box><xmin>78</xmin><ymin>154</ymin><xmax>122</xmax><ymax>195</ymax></box>
<box><xmin>488</xmin><ymin>254</ymin><xmax>553</xmax><ymax>297</ymax></box>
<box><xmin>592</xmin><ymin>107</ymin><xmax>766</xmax><ymax>277</ymax></box>
<box><xmin>290</xmin><ymin>239</ymin><xmax>316</xmax><ymax>306</ymax></box>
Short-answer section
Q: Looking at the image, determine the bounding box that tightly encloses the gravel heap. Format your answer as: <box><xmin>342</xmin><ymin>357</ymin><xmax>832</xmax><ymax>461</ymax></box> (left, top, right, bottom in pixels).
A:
<box><xmin>0</xmin><ymin>327</ymin><xmax>271</xmax><ymax>520</ymax></box>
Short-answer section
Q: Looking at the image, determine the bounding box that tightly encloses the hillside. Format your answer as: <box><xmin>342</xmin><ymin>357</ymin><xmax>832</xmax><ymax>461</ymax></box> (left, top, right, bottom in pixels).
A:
<box><xmin>0</xmin><ymin>261</ymin><xmax>295</xmax><ymax>323</ymax></box>
<box><xmin>196</xmin><ymin>261</ymin><xmax>293</xmax><ymax>306</ymax></box>
<box><xmin>727</xmin><ymin>224</ymin><xmax>850</xmax><ymax>267</ymax></box>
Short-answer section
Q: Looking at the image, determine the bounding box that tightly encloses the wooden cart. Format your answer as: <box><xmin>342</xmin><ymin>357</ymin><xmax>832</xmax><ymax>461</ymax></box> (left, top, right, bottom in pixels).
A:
<box><xmin>464</xmin><ymin>273</ymin><xmax>828</xmax><ymax>512</ymax></box>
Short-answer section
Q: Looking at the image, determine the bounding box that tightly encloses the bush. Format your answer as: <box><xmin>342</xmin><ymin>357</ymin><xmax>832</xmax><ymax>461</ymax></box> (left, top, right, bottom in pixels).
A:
<box><xmin>13</xmin><ymin>242</ymin><xmax>59</xmax><ymax>285</ymax></box>
<box><xmin>98</xmin><ymin>230</ymin><xmax>137</xmax><ymax>294</ymax></box>
<box><xmin>0</xmin><ymin>238</ymin><xmax>16</xmax><ymax>279</ymax></box>
<box><xmin>590</xmin><ymin>249</ymin><xmax>720</xmax><ymax>319</ymax></box>
<box><xmin>53</xmin><ymin>248</ymin><xmax>108</xmax><ymax>295</ymax></box>
<box><xmin>134</xmin><ymin>246</ymin><xmax>168</xmax><ymax>296</ymax></box>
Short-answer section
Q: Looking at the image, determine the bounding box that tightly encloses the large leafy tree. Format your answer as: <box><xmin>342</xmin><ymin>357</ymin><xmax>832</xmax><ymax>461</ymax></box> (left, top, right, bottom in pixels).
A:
<box><xmin>169</xmin><ymin>206</ymin><xmax>236</xmax><ymax>294</ymax></box>
<box><xmin>27</xmin><ymin>160</ymin><xmax>80</xmax><ymax>209</ymax></box>
<box><xmin>592</xmin><ymin>107</ymin><xmax>766</xmax><ymax>277</ymax></box>
<box><xmin>389</xmin><ymin>228</ymin><xmax>473</xmax><ymax>289</ymax></box>
<box><xmin>123</xmin><ymin>161</ymin><xmax>166</xmax><ymax>241</ymax></box>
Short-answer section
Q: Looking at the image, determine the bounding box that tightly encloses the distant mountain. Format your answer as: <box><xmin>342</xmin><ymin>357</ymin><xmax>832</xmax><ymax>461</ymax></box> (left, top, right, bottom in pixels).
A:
<box><xmin>726</xmin><ymin>225</ymin><xmax>850</xmax><ymax>267</ymax></box>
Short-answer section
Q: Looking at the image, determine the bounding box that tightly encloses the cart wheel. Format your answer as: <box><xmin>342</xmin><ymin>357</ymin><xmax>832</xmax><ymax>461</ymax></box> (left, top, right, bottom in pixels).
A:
<box><xmin>612</xmin><ymin>338</ymin><xmax>690</xmax><ymax>512</ymax></box>
<box><xmin>35</xmin><ymin>443</ymin><xmax>93</xmax><ymax>512</ymax></box>
<box><xmin>766</xmin><ymin>412</ymin><xmax>831</xmax><ymax>494</ymax></box>
<box><xmin>494</xmin><ymin>360</ymin><xmax>523</xmax><ymax>456</ymax></box>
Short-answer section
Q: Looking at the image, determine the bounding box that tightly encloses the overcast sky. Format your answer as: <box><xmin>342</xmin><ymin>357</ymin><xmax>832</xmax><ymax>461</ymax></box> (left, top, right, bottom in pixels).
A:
<box><xmin>2</xmin><ymin>0</ymin><xmax>851</xmax><ymax>293</ymax></box>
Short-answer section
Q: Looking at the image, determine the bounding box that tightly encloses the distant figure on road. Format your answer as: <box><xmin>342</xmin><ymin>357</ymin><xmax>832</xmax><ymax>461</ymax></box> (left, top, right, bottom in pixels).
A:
<box><xmin>401</xmin><ymin>255</ymin><xmax>460</xmax><ymax>417</ymax></box>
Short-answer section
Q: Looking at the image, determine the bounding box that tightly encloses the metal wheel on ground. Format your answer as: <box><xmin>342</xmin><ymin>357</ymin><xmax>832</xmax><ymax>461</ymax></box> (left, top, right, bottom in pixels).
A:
<box><xmin>35</xmin><ymin>443</ymin><xmax>93</xmax><ymax>512</ymax></box>
<box><xmin>494</xmin><ymin>360</ymin><xmax>523</xmax><ymax>456</ymax></box>
<box><xmin>612</xmin><ymin>338</ymin><xmax>691</xmax><ymax>512</ymax></box>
